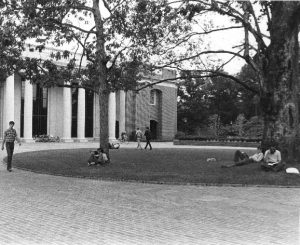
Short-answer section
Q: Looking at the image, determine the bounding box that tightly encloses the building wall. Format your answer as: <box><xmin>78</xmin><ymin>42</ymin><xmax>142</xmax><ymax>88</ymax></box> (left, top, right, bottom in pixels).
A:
<box><xmin>48</xmin><ymin>87</ymin><xmax>64</xmax><ymax>137</ymax></box>
<box><xmin>2</xmin><ymin>80</ymin><xmax>6</xmax><ymax>135</ymax></box>
<box><xmin>0</xmin><ymin>72</ymin><xmax>177</xmax><ymax>141</ymax></box>
<box><xmin>125</xmin><ymin>90</ymin><xmax>136</xmax><ymax>140</ymax></box>
<box><xmin>160</xmin><ymin>85</ymin><xmax>177</xmax><ymax>141</ymax></box>
<box><xmin>116</xmin><ymin>91</ymin><xmax>120</xmax><ymax>122</ymax></box>
<box><xmin>135</xmin><ymin>88</ymin><xmax>151</xmax><ymax>133</ymax></box>
<box><xmin>14</xmin><ymin>75</ymin><xmax>22</xmax><ymax>135</ymax></box>
<box><xmin>133</xmin><ymin>83</ymin><xmax>177</xmax><ymax>141</ymax></box>
<box><xmin>0</xmin><ymin>84</ymin><xmax>4</xmax><ymax>138</ymax></box>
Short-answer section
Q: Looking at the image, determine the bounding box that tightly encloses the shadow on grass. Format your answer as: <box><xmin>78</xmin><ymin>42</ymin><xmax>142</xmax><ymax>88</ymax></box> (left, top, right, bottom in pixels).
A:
<box><xmin>10</xmin><ymin>148</ymin><xmax>300</xmax><ymax>186</ymax></box>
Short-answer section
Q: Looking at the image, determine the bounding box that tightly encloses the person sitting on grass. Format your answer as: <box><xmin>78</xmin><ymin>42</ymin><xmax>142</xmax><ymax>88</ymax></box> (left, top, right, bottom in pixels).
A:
<box><xmin>120</xmin><ymin>131</ymin><xmax>128</xmax><ymax>143</ymax></box>
<box><xmin>221</xmin><ymin>145</ymin><xmax>263</xmax><ymax>168</ymax></box>
<box><xmin>87</xmin><ymin>148</ymin><xmax>108</xmax><ymax>166</ymax></box>
<box><xmin>108</xmin><ymin>142</ymin><xmax>120</xmax><ymax>149</ymax></box>
<box><xmin>261</xmin><ymin>146</ymin><xmax>285</xmax><ymax>172</ymax></box>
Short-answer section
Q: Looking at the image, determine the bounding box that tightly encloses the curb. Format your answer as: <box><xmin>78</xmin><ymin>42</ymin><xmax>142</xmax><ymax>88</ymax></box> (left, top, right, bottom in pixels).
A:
<box><xmin>4</xmin><ymin>161</ymin><xmax>300</xmax><ymax>189</ymax></box>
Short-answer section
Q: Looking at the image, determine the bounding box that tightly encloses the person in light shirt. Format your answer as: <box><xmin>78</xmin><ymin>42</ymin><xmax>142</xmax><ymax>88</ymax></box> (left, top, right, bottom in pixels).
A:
<box><xmin>261</xmin><ymin>146</ymin><xmax>285</xmax><ymax>172</ymax></box>
<box><xmin>222</xmin><ymin>146</ymin><xmax>264</xmax><ymax>168</ymax></box>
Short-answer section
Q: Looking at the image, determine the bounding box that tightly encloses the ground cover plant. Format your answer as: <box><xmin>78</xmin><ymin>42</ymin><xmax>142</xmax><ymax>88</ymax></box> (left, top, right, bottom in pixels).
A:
<box><xmin>11</xmin><ymin>148</ymin><xmax>300</xmax><ymax>186</ymax></box>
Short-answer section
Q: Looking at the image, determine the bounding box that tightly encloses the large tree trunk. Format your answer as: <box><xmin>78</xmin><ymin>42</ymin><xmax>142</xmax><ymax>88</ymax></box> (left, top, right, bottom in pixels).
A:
<box><xmin>260</xmin><ymin>2</ymin><xmax>300</xmax><ymax>161</ymax></box>
<box><xmin>99</xmin><ymin>81</ymin><xmax>110</xmax><ymax>158</ymax></box>
<box><xmin>93</xmin><ymin>0</ymin><xmax>110</xmax><ymax>160</ymax></box>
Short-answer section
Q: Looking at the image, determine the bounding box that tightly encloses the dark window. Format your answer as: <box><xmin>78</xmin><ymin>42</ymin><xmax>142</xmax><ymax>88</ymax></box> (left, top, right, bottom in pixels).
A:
<box><xmin>115</xmin><ymin>121</ymin><xmax>119</xmax><ymax>139</ymax></box>
<box><xmin>85</xmin><ymin>90</ymin><xmax>94</xmax><ymax>137</ymax></box>
<box><xmin>20</xmin><ymin>80</ymin><xmax>25</xmax><ymax>137</ymax></box>
<box><xmin>150</xmin><ymin>120</ymin><xmax>158</xmax><ymax>140</ymax></box>
<box><xmin>32</xmin><ymin>84</ymin><xmax>47</xmax><ymax>136</ymax></box>
<box><xmin>71</xmin><ymin>88</ymin><xmax>78</xmax><ymax>138</ymax></box>
<box><xmin>150</xmin><ymin>90</ymin><xmax>156</xmax><ymax>105</ymax></box>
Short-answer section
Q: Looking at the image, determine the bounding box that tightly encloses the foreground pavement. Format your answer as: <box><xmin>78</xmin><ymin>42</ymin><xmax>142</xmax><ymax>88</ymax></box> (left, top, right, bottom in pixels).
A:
<box><xmin>0</xmin><ymin>142</ymin><xmax>299</xmax><ymax>245</ymax></box>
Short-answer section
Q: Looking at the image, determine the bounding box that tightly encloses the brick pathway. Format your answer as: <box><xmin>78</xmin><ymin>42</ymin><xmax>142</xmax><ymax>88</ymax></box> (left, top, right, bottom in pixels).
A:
<box><xmin>0</xmin><ymin>142</ymin><xmax>299</xmax><ymax>245</ymax></box>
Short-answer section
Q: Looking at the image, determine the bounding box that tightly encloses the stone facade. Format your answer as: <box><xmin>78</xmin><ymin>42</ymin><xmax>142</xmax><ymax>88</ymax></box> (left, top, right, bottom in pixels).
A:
<box><xmin>0</xmin><ymin>44</ymin><xmax>177</xmax><ymax>141</ymax></box>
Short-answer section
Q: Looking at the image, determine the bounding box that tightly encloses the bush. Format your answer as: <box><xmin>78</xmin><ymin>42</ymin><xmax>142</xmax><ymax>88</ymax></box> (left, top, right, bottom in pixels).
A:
<box><xmin>34</xmin><ymin>135</ymin><xmax>60</xmax><ymax>143</ymax></box>
<box><xmin>176</xmin><ymin>135</ymin><xmax>261</xmax><ymax>143</ymax></box>
<box><xmin>175</xmin><ymin>131</ymin><xmax>186</xmax><ymax>139</ymax></box>
<box><xmin>243</xmin><ymin>116</ymin><xmax>263</xmax><ymax>138</ymax></box>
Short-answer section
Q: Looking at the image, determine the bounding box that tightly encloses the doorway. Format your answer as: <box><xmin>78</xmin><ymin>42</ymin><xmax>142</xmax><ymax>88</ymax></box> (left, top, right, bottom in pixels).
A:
<box><xmin>150</xmin><ymin>120</ymin><xmax>158</xmax><ymax>140</ymax></box>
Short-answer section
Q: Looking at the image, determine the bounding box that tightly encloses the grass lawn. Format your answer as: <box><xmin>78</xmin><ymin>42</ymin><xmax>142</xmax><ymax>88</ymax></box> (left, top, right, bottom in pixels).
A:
<box><xmin>10</xmin><ymin>148</ymin><xmax>300</xmax><ymax>186</ymax></box>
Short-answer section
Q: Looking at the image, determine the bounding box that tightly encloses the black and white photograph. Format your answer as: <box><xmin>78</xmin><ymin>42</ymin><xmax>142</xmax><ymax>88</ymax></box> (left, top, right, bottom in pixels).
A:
<box><xmin>0</xmin><ymin>0</ymin><xmax>300</xmax><ymax>244</ymax></box>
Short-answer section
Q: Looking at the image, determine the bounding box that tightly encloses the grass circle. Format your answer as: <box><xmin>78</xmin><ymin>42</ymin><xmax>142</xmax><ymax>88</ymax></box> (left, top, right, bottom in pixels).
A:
<box><xmin>11</xmin><ymin>148</ymin><xmax>300</xmax><ymax>186</ymax></box>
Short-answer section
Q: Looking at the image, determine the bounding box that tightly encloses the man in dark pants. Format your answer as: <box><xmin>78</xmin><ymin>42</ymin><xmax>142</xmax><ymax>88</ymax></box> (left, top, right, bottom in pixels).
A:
<box><xmin>1</xmin><ymin>121</ymin><xmax>21</xmax><ymax>172</ymax></box>
<box><xmin>144</xmin><ymin>127</ymin><xmax>152</xmax><ymax>150</ymax></box>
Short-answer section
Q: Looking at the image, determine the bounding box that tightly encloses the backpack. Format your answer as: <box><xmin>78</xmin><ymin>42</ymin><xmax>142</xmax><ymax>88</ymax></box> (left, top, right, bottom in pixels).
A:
<box><xmin>136</xmin><ymin>130</ymin><xmax>142</xmax><ymax>138</ymax></box>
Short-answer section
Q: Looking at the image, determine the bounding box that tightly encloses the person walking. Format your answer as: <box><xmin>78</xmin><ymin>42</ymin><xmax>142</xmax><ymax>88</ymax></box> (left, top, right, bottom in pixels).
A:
<box><xmin>1</xmin><ymin>121</ymin><xmax>21</xmax><ymax>172</ymax></box>
<box><xmin>135</xmin><ymin>128</ymin><xmax>143</xmax><ymax>149</ymax></box>
<box><xmin>144</xmin><ymin>127</ymin><xmax>152</xmax><ymax>150</ymax></box>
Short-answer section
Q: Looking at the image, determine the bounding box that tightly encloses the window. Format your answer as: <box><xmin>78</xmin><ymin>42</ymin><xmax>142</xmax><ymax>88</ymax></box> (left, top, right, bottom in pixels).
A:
<box><xmin>32</xmin><ymin>84</ymin><xmax>48</xmax><ymax>136</ymax></box>
<box><xmin>150</xmin><ymin>90</ymin><xmax>156</xmax><ymax>105</ymax></box>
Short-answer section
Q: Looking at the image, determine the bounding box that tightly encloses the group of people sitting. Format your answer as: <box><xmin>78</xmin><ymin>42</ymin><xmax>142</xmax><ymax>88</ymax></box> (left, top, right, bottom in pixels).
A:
<box><xmin>222</xmin><ymin>145</ymin><xmax>285</xmax><ymax>172</ymax></box>
<box><xmin>87</xmin><ymin>147</ymin><xmax>109</xmax><ymax>166</ymax></box>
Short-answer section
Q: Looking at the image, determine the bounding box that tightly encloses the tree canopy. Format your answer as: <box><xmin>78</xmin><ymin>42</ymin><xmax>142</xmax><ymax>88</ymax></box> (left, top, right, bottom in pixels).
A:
<box><xmin>1</xmin><ymin>0</ymin><xmax>300</xmax><ymax>160</ymax></box>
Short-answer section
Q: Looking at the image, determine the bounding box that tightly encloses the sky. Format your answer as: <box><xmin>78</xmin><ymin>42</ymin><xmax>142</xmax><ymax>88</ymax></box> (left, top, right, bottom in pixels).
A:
<box><xmin>191</xmin><ymin>8</ymin><xmax>269</xmax><ymax>75</ymax></box>
<box><xmin>27</xmin><ymin>1</ymin><xmax>270</xmax><ymax>76</ymax></box>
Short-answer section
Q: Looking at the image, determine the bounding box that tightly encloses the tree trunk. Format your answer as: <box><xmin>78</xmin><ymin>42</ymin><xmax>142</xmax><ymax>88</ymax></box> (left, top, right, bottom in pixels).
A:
<box><xmin>93</xmin><ymin>0</ymin><xmax>110</xmax><ymax>160</ymax></box>
<box><xmin>98</xmin><ymin>82</ymin><xmax>110</xmax><ymax>158</ymax></box>
<box><xmin>260</xmin><ymin>2</ymin><xmax>300</xmax><ymax>161</ymax></box>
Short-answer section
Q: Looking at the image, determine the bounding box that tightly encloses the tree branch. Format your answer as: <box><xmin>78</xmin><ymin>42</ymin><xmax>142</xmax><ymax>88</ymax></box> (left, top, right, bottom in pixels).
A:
<box><xmin>216</xmin><ymin>48</ymin><xmax>244</xmax><ymax>72</ymax></box>
<box><xmin>35</xmin><ymin>4</ymin><xmax>95</xmax><ymax>13</ymax></box>
<box><xmin>158</xmin><ymin>50</ymin><xmax>257</xmax><ymax>70</ymax></box>
<box><xmin>155</xmin><ymin>26</ymin><xmax>243</xmax><ymax>56</ymax></box>
<box><xmin>200</xmin><ymin>0</ymin><xmax>267</xmax><ymax>50</ymax></box>
<box><xmin>136</xmin><ymin>69</ymin><xmax>259</xmax><ymax>94</ymax></box>
<box><xmin>108</xmin><ymin>46</ymin><xmax>128</xmax><ymax>71</ymax></box>
<box><xmin>60</xmin><ymin>22</ymin><xmax>97</xmax><ymax>34</ymax></box>
<box><xmin>78</xmin><ymin>26</ymin><xmax>96</xmax><ymax>70</ymax></box>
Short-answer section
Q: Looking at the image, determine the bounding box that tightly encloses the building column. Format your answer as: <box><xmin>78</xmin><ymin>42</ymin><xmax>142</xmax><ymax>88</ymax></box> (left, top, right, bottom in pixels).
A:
<box><xmin>62</xmin><ymin>86</ymin><xmax>73</xmax><ymax>142</ymax></box>
<box><xmin>119</xmin><ymin>90</ymin><xmax>126</xmax><ymax>134</ymax></box>
<box><xmin>23</xmin><ymin>80</ymin><xmax>34</xmax><ymax>142</ymax></box>
<box><xmin>5</xmin><ymin>75</ymin><xmax>14</xmax><ymax>125</ymax></box>
<box><xmin>77</xmin><ymin>88</ymin><xmax>88</xmax><ymax>142</ymax></box>
<box><xmin>108</xmin><ymin>92</ymin><xmax>116</xmax><ymax>141</ymax></box>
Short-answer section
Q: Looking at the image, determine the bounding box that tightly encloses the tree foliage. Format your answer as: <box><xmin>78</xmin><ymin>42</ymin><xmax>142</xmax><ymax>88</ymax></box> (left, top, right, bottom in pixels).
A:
<box><xmin>178</xmin><ymin>69</ymin><xmax>257</xmax><ymax>134</ymax></box>
<box><xmin>0</xmin><ymin>0</ymin><xmax>187</xmax><ymax>155</ymax></box>
<box><xmin>0</xmin><ymin>7</ymin><xmax>24</xmax><ymax>82</ymax></box>
<box><xmin>148</xmin><ymin>0</ymin><xmax>300</xmax><ymax>161</ymax></box>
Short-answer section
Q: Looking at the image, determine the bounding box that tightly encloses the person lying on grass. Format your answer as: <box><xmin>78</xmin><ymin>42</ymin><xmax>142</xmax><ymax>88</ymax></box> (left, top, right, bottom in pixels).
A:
<box><xmin>87</xmin><ymin>148</ymin><xmax>109</xmax><ymax>166</ymax></box>
<box><xmin>261</xmin><ymin>146</ymin><xmax>285</xmax><ymax>172</ymax></box>
<box><xmin>221</xmin><ymin>145</ymin><xmax>263</xmax><ymax>168</ymax></box>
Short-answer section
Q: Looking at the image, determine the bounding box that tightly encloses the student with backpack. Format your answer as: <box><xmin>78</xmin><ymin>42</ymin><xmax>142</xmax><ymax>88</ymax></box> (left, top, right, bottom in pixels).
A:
<box><xmin>135</xmin><ymin>128</ymin><xmax>143</xmax><ymax>149</ymax></box>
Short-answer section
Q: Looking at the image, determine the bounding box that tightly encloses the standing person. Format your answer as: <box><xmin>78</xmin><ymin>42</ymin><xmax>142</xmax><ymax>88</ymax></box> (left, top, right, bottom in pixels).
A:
<box><xmin>144</xmin><ymin>127</ymin><xmax>152</xmax><ymax>150</ymax></box>
<box><xmin>135</xmin><ymin>128</ymin><xmax>143</xmax><ymax>149</ymax></box>
<box><xmin>1</xmin><ymin>121</ymin><xmax>21</xmax><ymax>172</ymax></box>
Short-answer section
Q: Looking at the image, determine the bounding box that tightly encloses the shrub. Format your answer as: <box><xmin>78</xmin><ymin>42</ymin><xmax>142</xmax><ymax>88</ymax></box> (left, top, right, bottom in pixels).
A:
<box><xmin>175</xmin><ymin>131</ymin><xmax>186</xmax><ymax>139</ymax></box>
<box><xmin>34</xmin><ymin>135</ymin><xmax>60</xmax><ymax>143</ymax></box>
<box><xmin>176</xmin><ymin>135</ymin><xmax>261</xmax><ymax>143</ymax></box>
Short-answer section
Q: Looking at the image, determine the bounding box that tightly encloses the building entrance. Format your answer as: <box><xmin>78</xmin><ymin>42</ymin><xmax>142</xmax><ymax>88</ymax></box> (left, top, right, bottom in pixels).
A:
<box><xmin>150</xmin><ymin>120</ymin><xmax>158</xmax><ymax>140</ymax></box>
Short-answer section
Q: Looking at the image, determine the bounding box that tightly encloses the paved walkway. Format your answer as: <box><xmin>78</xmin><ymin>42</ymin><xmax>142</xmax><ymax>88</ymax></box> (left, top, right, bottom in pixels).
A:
<box><xmin>0</xmin><ymin>142</ymin><xmax>299</xmax><ymax>245</ymax></box>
